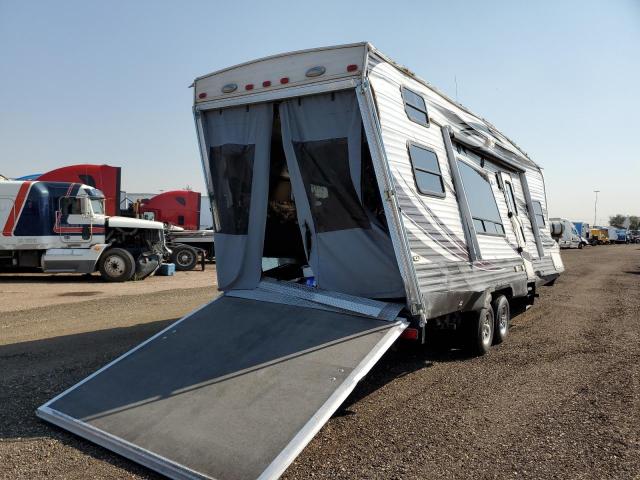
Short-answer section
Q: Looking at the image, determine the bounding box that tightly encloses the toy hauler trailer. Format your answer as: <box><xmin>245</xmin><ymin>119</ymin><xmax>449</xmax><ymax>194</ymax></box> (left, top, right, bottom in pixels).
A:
<box><xmin>39</xmin><ymin>43</ymin><xmax>564</xmax><ymax>480</ymax></box>
<box><xmin>0</xmin><ymin>180</ymin><xmax>167</xmax><ymax>281</ymax></box>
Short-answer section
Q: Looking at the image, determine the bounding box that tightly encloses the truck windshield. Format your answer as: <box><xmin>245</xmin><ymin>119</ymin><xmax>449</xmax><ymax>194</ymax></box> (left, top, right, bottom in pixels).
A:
<box><xmin>90</xmin><ymin>198</ymin><xmax>105</xmax><ymax>214</ymax></box>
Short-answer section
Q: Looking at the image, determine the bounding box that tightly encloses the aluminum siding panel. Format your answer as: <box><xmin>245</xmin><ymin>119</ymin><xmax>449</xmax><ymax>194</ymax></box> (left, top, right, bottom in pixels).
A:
<box><xmin>367</xmin><ymin>58</ymin><xmax>527</xmax><ymax>302</ymax></box>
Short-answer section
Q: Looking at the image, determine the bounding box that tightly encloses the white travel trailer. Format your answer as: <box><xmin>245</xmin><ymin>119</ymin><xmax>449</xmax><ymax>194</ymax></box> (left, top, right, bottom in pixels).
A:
<box><xmin>550</xmin><ymin>217</ymin><xmax>585</xmax><ymax>249</ymax></box>
<box><xmin>39</xmin><ymin>43</ymin><xmax>564</xmax><ymax>480</ymax></box>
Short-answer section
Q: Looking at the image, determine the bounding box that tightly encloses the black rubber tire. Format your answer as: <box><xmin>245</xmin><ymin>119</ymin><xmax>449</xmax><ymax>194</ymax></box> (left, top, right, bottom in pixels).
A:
<box><xmin>491</xmin><ymin>295</ymin><xmax>510</xmax><ymax>345</ymax></box>
<box><xmin>578</xmin><ymin>242</ymin><xmax>583</xmax><ymax>249</ymax></box>
<box><xmin>468</xmin><ymin>307</ymin><xmax>494</xmax><ymax>356</ymax></box>
<box><xmin>171</xmin><ymin>245</ymin><xmax>198</xmax><ymax>271</ymax></box>
<box><xmin>98</xmin><ymin>248</ymin><xmax>135</xmax><ymax>282</ymax></box>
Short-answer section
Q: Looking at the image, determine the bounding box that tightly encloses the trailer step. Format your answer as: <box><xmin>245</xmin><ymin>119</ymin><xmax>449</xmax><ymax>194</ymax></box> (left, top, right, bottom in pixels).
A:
<box><xmin>38</xmin><ymin>296</ymin><xmax>406</xmax><ymax>480</ymax></box>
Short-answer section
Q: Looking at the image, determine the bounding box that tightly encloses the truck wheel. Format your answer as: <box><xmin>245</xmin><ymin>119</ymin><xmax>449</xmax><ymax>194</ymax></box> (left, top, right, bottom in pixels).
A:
<box><xmin>468</xmin><ymin>307</ymin><xmax>494</xmax><ymax>356</ymax></box>
<box><xmin>491</xmin><ymin>295</ymin><xmax>510</xmax><ymax>345</ymax></box>
<box><xmin>171</xmin><ymin>246</ymin><xmax>198</xmax><ymax>271</ymax></box>
<box><xmin>98</xmin><ymin>248</ymin><xmax>135</xmax><ymax>282</ymax></box>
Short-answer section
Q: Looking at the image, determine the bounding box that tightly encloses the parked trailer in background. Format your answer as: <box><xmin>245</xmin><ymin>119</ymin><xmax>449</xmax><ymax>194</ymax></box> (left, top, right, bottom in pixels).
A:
<box><xmin>590</xmin><ymin>227</ymin><xmax>610</xmax><ymax>245</ymax></box>
<box><xmin>573</xmin><ymin>221</ymin><xmax>590</xmax><ymax>242</ymax></box>
<box><xmin>607</xmin><ymin>227</ymin><xmax>629</xmax><ymax>244</ymax></box>
<box><xmin>0</xmin><ymin>180</ymin><xmax>167</xmax><ymax>281</ymax></box>
<box><xmin>551</xmin><ymin>218</ymin><xmax>585</xmax><ymax>249</ymax></box>
<box><xmin>39</xmin><ymin>43</ymin><xmax>565</xmax><ymax>480</ymax></box>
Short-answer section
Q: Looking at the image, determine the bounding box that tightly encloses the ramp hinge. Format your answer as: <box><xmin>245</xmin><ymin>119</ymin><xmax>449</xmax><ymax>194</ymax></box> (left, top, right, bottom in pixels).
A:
<box><xmin>384</xmin><ymin>189</ymin><xmax>396</xmax><ymax>201</ymax></box>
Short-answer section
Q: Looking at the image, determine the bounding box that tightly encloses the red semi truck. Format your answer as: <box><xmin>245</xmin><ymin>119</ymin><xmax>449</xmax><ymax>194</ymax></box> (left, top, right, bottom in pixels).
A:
<box><xmin>137</xmin><ymin>190</ymin><xmax>201</xmax><ymax>230</ymax></box>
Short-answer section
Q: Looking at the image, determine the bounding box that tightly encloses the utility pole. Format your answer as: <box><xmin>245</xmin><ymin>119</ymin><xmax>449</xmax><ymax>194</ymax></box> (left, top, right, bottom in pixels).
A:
<box><xmin>593</xmin><ymin>190</ymin><xmax>600</xmax><ymax>226</ymax></box>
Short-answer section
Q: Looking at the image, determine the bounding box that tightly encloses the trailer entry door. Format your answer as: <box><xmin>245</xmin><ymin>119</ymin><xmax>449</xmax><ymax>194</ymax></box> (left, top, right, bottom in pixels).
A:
<box><xmin>498</xmin><ymin>172</ymin><xmax>535</xmax><ymax>279</ymax></box>
<box><xmin>38</xmin><ymin>295</ymin><xmax>406</xmax><ymax>480</ymax></box>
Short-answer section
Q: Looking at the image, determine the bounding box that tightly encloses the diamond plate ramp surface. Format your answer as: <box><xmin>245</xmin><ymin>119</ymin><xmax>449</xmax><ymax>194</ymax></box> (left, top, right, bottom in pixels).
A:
<box><xmin>38</xmin><ymin>296</ymin><xmax>406</xmax><ymax>480</ymax></box>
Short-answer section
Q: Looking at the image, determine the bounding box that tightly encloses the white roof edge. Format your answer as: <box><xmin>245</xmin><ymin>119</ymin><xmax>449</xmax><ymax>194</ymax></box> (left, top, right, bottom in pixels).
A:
<box><xmin>192</xmin><ymin>41</ymin><xmax>535</xmax><ymax>167</ymax></box>
<box><xmin>192</xmin><ymin>42</ymin><xmax>371</xmax><ymax>84</ymax></box>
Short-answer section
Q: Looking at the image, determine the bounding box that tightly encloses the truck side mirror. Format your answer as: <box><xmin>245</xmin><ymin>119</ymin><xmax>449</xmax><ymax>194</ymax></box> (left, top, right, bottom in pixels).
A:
<box><xmin>82</xmin><ymin>198</ymin><xmax>92</xmax><ymax>216</ymax></box>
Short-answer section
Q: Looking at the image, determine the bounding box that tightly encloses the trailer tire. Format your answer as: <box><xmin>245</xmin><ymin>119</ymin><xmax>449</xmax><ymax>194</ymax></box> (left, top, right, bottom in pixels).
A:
<box><xmin>491</xmin><ymin>295</ymin><xmax>510</xmax><ymax>345</ymax></box>
<box><xmin>468</xmin><ymin>307</ymin><xmax>494</xmax><ymax>356</ymax></box>
<box><xmin>171</xmin><ymin>245</ymin><xmax>198</xmax><ymax>271</ymax></box>
<box><xmin>98</xmin><ymin>248</ymin><xmax>135</xmax><ymax>282</ymax></box>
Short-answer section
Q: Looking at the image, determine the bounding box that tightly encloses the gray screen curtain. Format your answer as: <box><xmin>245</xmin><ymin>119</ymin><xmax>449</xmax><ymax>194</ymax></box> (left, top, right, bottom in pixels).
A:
<box><xmin>280</xmin><ymin>90</ymin><xmax>404</xmax><ymax>298</ymax></box>
<box><xmin>203</xmin><ymin>103</ymin><xmax>273</xmax><ymax>290</ymax></box>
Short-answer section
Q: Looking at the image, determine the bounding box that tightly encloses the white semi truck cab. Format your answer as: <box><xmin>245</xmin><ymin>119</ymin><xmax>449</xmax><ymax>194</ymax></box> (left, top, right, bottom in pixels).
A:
<box><xmin>0</xmin><ymin>180</ymin><xmax>167</xmax><ymax>281</ymax></box>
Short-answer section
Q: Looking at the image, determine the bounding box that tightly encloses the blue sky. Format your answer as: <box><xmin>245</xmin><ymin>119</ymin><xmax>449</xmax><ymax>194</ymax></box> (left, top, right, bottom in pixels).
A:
<box><xmin>0</xmin><ymin>0</ymin><xmax>638</xmax><ymax>224</ymax></box>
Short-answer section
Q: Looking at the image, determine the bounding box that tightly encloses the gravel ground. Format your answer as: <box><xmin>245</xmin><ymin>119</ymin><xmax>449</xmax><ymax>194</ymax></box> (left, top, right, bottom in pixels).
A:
<box><xmin>0</xmin><ymin>267</ymin><xmax>217</xmax><ymax>313</ymax></box>
<box><xmin>1</xmin><ymin>246</ymin><xmax>639</xmax><ymax>479</ymax></box>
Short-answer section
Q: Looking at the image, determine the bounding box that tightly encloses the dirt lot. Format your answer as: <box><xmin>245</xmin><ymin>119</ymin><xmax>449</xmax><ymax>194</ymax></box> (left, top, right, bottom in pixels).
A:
<box><xmin>1</xmin><ymin>246</ymin><xmax>639</xmax><ymax>479</ymax></box>
<box><xmin>0</xmin><ymin>268</ymin><xmax>217</xmax><ymax>313</ymax></box>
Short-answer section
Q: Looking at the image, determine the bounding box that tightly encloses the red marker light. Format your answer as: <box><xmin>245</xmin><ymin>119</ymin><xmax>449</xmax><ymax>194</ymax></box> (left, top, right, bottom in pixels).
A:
<box><xmin>262</xmin><ymin>80</ymin><xmax>272</xmax><ymax>87</ymax></box>
<box><xmin>198</xmin><ymin>92</ymin><xmax>207</xmax><ymax>99</ymax></box>
<box><xmin>400</xmin><ymin>328</ymin><xmax>419</xmax><ymax>341</ymax></box>
<box><xmin>280</xmin><ymin>77</ymin><xmax>289</xmax><ymax>84</ymax></box>
<box><xmin>245</xmin><ymin>84</ymin><xmax>254</xmax><ymax>91</ymax></box>
<box><xmin>347</xmin><ymin>64</ymin><xmax>358</xmax><ymax>72</ymax></box>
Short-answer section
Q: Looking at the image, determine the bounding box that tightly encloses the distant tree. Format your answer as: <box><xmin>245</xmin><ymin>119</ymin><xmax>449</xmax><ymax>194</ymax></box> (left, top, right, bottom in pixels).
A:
<box><xmin>609</xmin><ymin>214</ymin><xmax>626</xmax><ymax>228</ymax></box>
<box><xmin>629</xmin><ymin>216</ymin><xmax>640</xmax><ymax>230</ymax></box>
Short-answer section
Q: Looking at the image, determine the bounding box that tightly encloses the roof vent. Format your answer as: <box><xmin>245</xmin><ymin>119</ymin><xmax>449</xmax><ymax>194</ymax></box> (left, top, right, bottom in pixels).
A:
<box><xmin>305</xmin><ymin>66</ymin><xmax>326</xmax><ymax>78</ymax></box>
<box><xmin>221</xmin><ymin>83</ymin><xmax>238</xmax><ymax>94</ymax></box>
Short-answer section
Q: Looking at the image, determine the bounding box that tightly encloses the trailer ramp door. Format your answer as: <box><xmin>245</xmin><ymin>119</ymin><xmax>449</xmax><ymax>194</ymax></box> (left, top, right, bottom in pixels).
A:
<box><xmin>37</xmin><ymin>296</ymin><xmax>406</xmax><ymax>480</ymax></box>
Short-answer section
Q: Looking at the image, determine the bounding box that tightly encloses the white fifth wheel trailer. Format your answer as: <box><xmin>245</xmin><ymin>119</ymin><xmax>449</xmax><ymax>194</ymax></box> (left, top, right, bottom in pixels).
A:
<box><xmin>39</xmin><ymin>43</ymin><xmax>564</xmax><ymax>480</ymax></box>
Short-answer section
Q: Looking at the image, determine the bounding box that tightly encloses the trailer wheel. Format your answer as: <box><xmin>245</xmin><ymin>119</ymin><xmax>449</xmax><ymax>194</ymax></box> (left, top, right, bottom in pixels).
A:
<box><xmin>171</xmin><ymin>245</ymin><xmax>198</xmax><ymax>271</ymax></box>
<box><xmin>98</xmin><ymin>248</ymin><xmax>135</xmax><ymax>282</ymax></box>
<box><xmin>491</xmin><ymin>295</ymin><xmax>510</xmax><ymax>345</ymax></box>
<box><xmin>468</xmin><ymin>307</ymin><xmax>494</xmax><ymax>356</ymax></box>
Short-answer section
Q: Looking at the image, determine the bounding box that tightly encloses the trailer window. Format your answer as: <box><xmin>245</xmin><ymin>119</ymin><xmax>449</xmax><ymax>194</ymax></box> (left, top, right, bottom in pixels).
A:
<box><xmin>401</xmin><ymin>87</ymin><xmax>429</xmax><ymax>127</ymax></box>
<box><xmin>408</xmin><ymin>143</ymin><xmax>445</xmax><ymax>197</ymax></box>
<box><xmin>532</xmin><ymin>200</ymin><xmax>546</xmax><ymax>226</ymax></box>
<box><xmin>293</xmin><ymin>138</ymin><xmax>370</xmax><ymax>233</ymax></box>
<box><xmin>209</xmin><ymin>144</ymin><xmax>255</xmax><ymax>235</ymax></box>
<box><xmin>458</xmin><ymin>161</ymin><xmax>505</xmax><ymax>235</ymax></box>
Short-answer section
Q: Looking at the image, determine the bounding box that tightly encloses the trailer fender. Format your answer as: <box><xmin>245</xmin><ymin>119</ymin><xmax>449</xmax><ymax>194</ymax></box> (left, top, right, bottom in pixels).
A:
<box><xmin>41</xmin><ymin>244</ymin><xmax>109</xmax><ymax>274</ymax></box>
